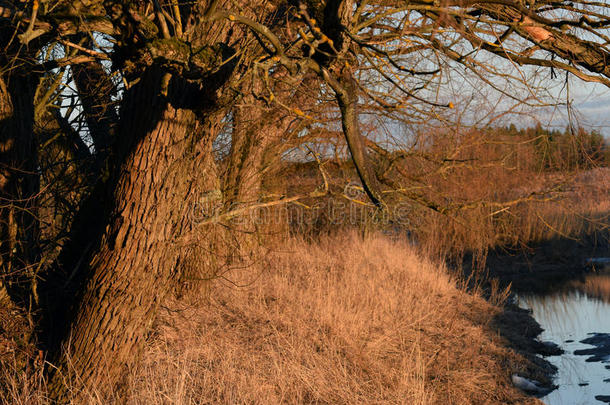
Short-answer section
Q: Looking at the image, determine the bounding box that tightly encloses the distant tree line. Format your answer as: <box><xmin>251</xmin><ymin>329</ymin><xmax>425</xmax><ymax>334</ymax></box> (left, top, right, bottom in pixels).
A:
<box><xmin>502</xmin><ymin>124</ymin><xmax>609</xmax><ymax>171</ymax></box>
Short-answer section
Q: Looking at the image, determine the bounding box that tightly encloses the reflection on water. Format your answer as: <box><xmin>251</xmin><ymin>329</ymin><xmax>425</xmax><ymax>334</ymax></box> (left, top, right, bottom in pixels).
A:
<box><xmin>517</xmin><ymin>271</ymin><xmax>610</xmax><ymax>405</ymax></box>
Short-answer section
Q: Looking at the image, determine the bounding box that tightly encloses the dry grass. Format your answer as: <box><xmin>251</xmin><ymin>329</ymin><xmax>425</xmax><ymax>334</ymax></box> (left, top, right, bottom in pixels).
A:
<box><xmin>1</xmin><ymin>232</ymin><xmax>545</xmax><ymax>404</ymax></box>
<box><xmin>0</xmin><ymin>294</ymin><xmax>45</xmax><ymax>405</ymax></box>
<box><xmin>7</xmin><ymin>170</ymin><xmax>603</xmax><ymax>404</ymax></box>
<box><xmin>568</xmin><ymin>275</ymin><xmax>610</xmax><ymax>304</ymax></box>
<box><xmin>271</xmin><ymin>148</ymin><xmax>609</xmax><ymax>266</ymax></box>
<box><xmin>415</xmin><ymin>167</ymin><xmax>610</xmax><ymax>261</ymax></box>
<box><xmin>128</xmin><ymin>233</ymin><xmax>539</xmax><ymax>403</ymax></box>
<box><xmin>127</xmin><ymin>232</ymin><xmax>541</xmax><ymax>404</ymax></box>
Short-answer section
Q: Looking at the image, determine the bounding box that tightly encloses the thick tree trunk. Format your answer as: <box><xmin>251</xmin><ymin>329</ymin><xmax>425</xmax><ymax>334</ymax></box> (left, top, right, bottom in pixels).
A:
<box><xmin>220</xmin><ymin>98</ymin><xmax>277</xmax><ymax>263</ymax></box>
<box><xmin>46</xmin><ymin>68</ymin><xmax>223</xmax><ymax>400</ymax></box>
<box><xmin>0</xmin><ymin>72</ymin><xmax>40</xmax><ymax>310</ymax></box>
<box><xmin>225</xmin><ymin>97</ymin><xmax>271</xmax><ymax>209</ymax></box>
<box><xmin>224</xmin><ymin>86</ymin><xmax>310</xmax><ymax>215</ymax></box>
<box><xmin>222</xmin><ymin>93</ymin><xmax>303</xmax><ymax>258</ymax></box>
<box><xmin>175</xmin><ymin>109</ymin><xmax>227</xmax><ymax>297</ymax></box>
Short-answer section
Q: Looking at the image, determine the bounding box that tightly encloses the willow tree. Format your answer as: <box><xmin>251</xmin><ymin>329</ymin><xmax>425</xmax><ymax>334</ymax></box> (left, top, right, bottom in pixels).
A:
<box><xmin>1</xmin><ymin>1</ymin><xmax>258</xmax><ymax>399</ymax></box>
<box><xmin>0</xmin><ymin>0</ymin><xmax>609</xmax><ymax>401</ymax></box>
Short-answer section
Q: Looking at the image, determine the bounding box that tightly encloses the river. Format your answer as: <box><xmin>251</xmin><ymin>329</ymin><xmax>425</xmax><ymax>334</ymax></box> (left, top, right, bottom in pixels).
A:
<box><xmin>516</xmin><ymin>267</ymin><xmax>610</xmax><ymax>405</ymax></box>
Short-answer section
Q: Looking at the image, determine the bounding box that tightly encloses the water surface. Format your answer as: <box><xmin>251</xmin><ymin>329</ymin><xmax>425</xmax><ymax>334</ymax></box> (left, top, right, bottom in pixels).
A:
<box><xmin>517</xmin><ymin>271</ymin><xmax>610</xmax><ymax>405</ymax></box>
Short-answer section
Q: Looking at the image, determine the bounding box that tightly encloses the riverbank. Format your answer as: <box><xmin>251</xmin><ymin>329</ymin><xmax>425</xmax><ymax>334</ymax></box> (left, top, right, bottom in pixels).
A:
<box><xmin>481</xmin><ymin>227</ymin><xmax>609</xmax><ymax>295</ymax></box>
<box><xmin>2</xmin><ymin>231</ymin><xmax>553</xmax><ymax>404</ymax></box>
<box><xmin>470</xmin><ymin>223</ymin><xmax>610</xmax><ymax>404</ymax></box>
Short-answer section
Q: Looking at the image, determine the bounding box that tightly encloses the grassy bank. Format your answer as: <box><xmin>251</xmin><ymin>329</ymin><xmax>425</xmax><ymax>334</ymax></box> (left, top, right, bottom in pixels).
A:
<box><xmin>5</xmin><ymin>148</ymin><xmax>606</xmax><ymax>404</ymax></box>
<box><xmin>2</xmin><ymin>232</ymin><xmax>545</xmax><ymax>404</ymax></box>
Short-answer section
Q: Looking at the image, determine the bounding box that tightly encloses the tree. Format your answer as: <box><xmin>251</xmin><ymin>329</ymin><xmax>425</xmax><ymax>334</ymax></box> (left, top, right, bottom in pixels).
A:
<box><xmin>1</xmin><ymin>0</ymin><xmax>609</xmax><ymax>401</ymax></box>
<box><xmin>0</xmin><ymin>21</ymin><xmax>40</xmax><ymax>313</ymax></box>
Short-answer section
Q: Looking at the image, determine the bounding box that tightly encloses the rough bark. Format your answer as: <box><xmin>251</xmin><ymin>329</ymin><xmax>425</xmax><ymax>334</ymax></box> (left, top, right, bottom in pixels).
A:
<box><xmin>225</xmin><ymin>95</ymin><xmax>285</xmax><ymax>209</ymax></box>
<box><xmin>476</xmin><ymin>5</ymin><xmax>610</xmax><ymax>79</ymax></box>
<box><xmin>219</xmin><ymin>97</ymin><xmax>285</xmax><ymax>262</ymax></box>
<box><xmin>175</xmin><ymin>108</ymin><xmax>227</xmax><ymax>296</ymax></box>
<box><xmin>46</xmin><ymin>68</ymin><xmax>225</xmax><ymax>400</ymax></box>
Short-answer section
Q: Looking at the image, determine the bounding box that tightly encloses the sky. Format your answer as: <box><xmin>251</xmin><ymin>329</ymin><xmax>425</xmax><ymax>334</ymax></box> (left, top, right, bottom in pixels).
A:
<box><xmin>541</xmin><ymin>80</ymin><xmax>610</xmax><ymax>138</ymax></box>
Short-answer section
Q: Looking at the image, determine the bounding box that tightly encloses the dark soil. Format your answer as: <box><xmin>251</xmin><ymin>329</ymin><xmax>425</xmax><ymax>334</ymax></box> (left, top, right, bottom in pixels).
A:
<box><xmin>491</xmin><ymin>303</ymin><xmax>560</xmax><ymax>392</ymax></box>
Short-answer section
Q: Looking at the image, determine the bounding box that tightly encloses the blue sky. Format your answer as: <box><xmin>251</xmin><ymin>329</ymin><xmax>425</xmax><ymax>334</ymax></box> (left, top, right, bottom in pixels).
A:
<box><xmin>545</xmin><ymin>81</ymin><xmax>610</xmax><ymax>138</ymax></box>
